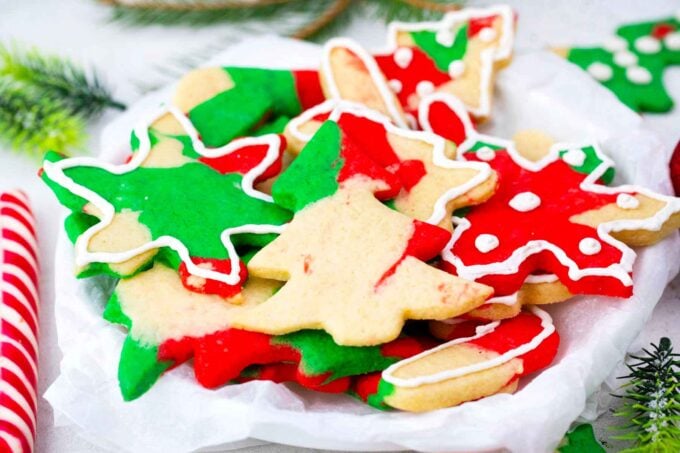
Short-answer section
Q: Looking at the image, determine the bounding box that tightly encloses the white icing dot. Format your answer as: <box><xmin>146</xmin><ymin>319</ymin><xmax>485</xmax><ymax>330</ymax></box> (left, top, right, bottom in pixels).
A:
<box><xmin>634</xmin><ymin>36</ymin><xmax>662</xmax><ymax>54</ymax></box>
<box><xmin>613</xmin><ymin>50</ymin><xmax>637</xmax><ymax>67</ymax></box>
<box><xmin>616</xmin><ymin>193</ymin><xmax>639</xmax><ymax>210</ymax></box>
<box><xmin>626</xmin><ymin>66</ymin><xmax>652</xmax><ymax>84</ymax></box>
<box><xmin>665</xmin><ymin>32</ymin><xmax>680</xmax><ymax>51</ymax></box>
<box><xmin>436</xmin><ymin>29</ymin><xmax>455</xmax><ymax>47</ymax></box>
<box><xmin>478</xmin><ymin>27</ymin><xmax>497</xmax><ymax>42</ymax></box>
<box><xmin>394</xmin><ymin>47</ymin><xmax>413</xmax><ymax>69</ymax></box>
<box><xmin>448</xmin><ymin>60</ymin><xmax>466</xmax><ymax>78</ymax></box>
<box><xmin>416</xmin><ymin>80</ymin><xmax>435</xmax><ymax>97</ymax></box>
<box><xmin>476</xmin><ymin>146</ymin><xmax>495</xmax><ymax>161</ymax></box>
<box><xmin>562</xmin><ymin>148</ymin><xmax>587</xmax><ymax>167</ymax></box>
<box><xmin>388</xmin><ymin>79</ymin><xmax>402</xmax><ymax>93</ymax></box>
<box><xmin>579</xmin><ymin>238</ymin><xmax>602</xmax><ymax>255</ymax></box>
<box><xmin>509</xmin><ymin>192</ymin><xmax>541</xmax><ymax>212</ymax></box>
<box><xmin>603</xmin><ymin>36</ymin><xmax>628</xmax><ymax>52</ymax></box>
<box><xmin>475</xmin><ymin>234</ymin><xmax>499</xmax><ymax>253</ymax></box>
<box><xmin>587</xmin><ymin>62</ymin><xmax>613</xmax><ymax>81</ymax></box>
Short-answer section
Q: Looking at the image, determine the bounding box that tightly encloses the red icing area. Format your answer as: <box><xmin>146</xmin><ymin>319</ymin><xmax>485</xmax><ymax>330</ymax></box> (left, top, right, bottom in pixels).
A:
<box><xmin>652</xmin><ymin>23</ymin><xmax>676</xmax><ymax>39</ymax></box>
<box><xmin>468</xmin><ymin>15</ymin><xmax>498</xmax><ymax>37</ymax></box>
<box><xmin>376</xmin><ymin>220</ymin><xmax>451</xmax><ymax>287</ymax></box>
<box><xmin>446</xmin><ymin>149</ymin><xmax>629</xmax><ymax>297</ymax></box>
<box><xmin>375</xmin><ymin>47</ymin><xmax>450</xmax><ymax>113</ymax></box>
<box><xmin>199</xmin><ymin>135</ymin><xmax>285</xmax><ymax>182</ymax></box>
<box><xmin>178</xmin><ymin>257</ymin><xmax>247</xmax><ymax>298</ymax></box>
<box><xmin>352</xmin><ymin>372</ymin><xmax>383</xmax><ymax>402</ymax></box>
<box><xmin>425</xmin><ymin>99</ymin><xmax>472</xmax><ymax>146</ymax></box>
<box><xmin>238</xmin><ymin>363</ymin><xmax>350</xmax><ymax>393</ymax></box>
<box><xmin>469</xmin><ymin>311</ymin><xmax>560</xmax><ymax>376</ymax></box>
<box><xmin>337</xmin><ymin>130</ymin><xmax>402</xmax><ymax>200</ymax></box>
<box><xmin>380</xmin><ymin>336</ymin><xmax>438</xmax><ymax>358</ymax></box>
<box><xmin>158</xmin><ymin>329</ymin><xmax>299</xmax><ymax>389</ymax></box>
<box><xmin>292</xmin><ymin>70</ymin><xmax>325</xmax><ymax>110</ymax></box>
<box><xmin>671</xmin><ymin>140</ymin><xmax>680</xmax><ymax>196</ymax></box>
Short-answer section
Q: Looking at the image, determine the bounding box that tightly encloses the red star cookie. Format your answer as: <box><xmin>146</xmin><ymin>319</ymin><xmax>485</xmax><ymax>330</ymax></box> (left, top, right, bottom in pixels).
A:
<box><xmin>421</xmin><ymin>94</ymin><xmax>680</xmax><ymax>305</ymax></box>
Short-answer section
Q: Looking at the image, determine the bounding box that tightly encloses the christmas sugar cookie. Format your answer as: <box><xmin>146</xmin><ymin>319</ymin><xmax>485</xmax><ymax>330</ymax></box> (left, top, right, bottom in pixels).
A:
<box><xmin>557</xmin><ymin>13</ymin><xmax>680</xmax><ymax>112</ymax></box>
<box><xmin>285</xmin><ymin>100</ymin><xmax>497</xmax><ymax>228</ymax></box>
<box><xmin>167</xmin><ymin>66</ymin><xmax>325</xmax><ymax>147</ymax></box>
<box><xmin>105</xmin><ymin>261</ymin><xmax>436</xmax><ymax>400</ymax></box>
<box><xmin>103</xmin><ymin>263</ymin><xmax>280</xmax><ymax>400</ymax></box>
<box><xmin>421</xmin><ymin>94</ymin><xmax>680</xmax><ymax>313</ymax></box>
<box><xmin>41</xmin><ymin>106</ymin><xmax>292</xmax><ymax>297</ymax></box>
<box><xmin>321</xmin><ymin>5</ymin><xmax>515</xmax><ymax>124</ymax></box>
<box><xmin>353</xmin><ymin>307</ymin><xmax>559</xmax><ymax>412</ymax></box>
<box><xmin>229</xmin><ymin>120</ymin><xmax>493</xmax><ymax>346</ymax></box>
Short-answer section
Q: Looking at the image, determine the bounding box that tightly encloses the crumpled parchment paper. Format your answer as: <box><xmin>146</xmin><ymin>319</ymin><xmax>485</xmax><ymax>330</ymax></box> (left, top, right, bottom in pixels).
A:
<box><xmin>44</xmin><ymin>36</ymin><xmax>680</xmax><ymax>453</ymax></box>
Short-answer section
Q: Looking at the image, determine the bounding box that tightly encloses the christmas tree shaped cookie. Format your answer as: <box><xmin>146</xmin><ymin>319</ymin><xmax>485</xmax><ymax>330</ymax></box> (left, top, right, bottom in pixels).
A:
<box><xmin>559</xmin><ymin>12</ymin><xmax>680</xmax><ymax>112</ymax></box>
<box><xmin>420</xmin><ymin>94</ymin><xmax>680</xmax><ymax>316</ymax></box>
<box><xmin>285</xmin><ymin>100</ymin><xmax>497</xmax><ymax>228</ymax></box>
<box><xmin>321</xmin><ymin>5</ymin><xmax>515</xmax><ymax>124</ymax></box>
<box><xmin>229</xmin><ymin>120</ymin><xmax>493</xmax><ymax>346</ymax></box>
<box><xmin>41</xmin><ymin>107</ymin><xmax>292</xmax><ymax>296</ymax></box>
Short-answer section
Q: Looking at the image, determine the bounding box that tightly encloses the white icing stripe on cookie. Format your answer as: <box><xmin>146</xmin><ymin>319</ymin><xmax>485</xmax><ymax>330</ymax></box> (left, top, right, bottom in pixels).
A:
<box><xmin>421</xmin><ymin>93</ymin><xmax>680</xmax><ymax>288</ymax></box>
<box><xmin>321</xmin><ymin>38</ymin><xmax>408</xmax><ymax>129</ymax></box>
<box><xmin>42</xmin><ymin>106</ymin><xmax>288</xmax><ymax>286</ymax></box>
<box><xmin>288</xmin><ymin>99</ymin><xmax>494</xmax><ymax>225</ymax></box>
<box><xmin>525</xmin><ymin>273</ymin><xmax>558</xmax><ymax>284</ymax></box>
<box><xmin>382</xmin><ymin>305</ymin><xmax>555</xmax><ymax>387</ymax></box>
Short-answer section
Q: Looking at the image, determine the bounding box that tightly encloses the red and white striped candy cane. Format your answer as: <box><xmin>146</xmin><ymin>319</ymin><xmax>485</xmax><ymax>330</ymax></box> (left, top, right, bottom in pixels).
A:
<box><xmin>0</xmin><ymin>191</ymin><xmax>39</xmax><ymax>453</ymax></box>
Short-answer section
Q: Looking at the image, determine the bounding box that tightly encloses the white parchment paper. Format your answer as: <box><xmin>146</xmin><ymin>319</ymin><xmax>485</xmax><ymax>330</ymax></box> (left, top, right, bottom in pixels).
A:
<box><xmin>44</xmin><ymin>36</ymin><xmax>680</xmax><ymax>453</ymax></box>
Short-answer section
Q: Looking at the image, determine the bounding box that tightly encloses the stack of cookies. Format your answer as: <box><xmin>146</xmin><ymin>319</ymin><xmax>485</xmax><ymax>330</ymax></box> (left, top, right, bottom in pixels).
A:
<box><xmin>41</xmin><ymin>5</ymin><xmax>680</xmax><ymax>412</ymax></box>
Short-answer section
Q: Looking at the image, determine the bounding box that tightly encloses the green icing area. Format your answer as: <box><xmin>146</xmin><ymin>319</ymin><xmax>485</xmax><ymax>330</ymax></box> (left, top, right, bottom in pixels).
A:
<box><xmin>557</xmin><ymin>146</ymin><xmax>615</xmax><ymax>185</ymax></box>
<box><xmin>105</xmin><ymin>290</ymin><xmax>172</xmax><ymax>401</ymax></box>
<box><xmin>366</xmin><ymin>379</ymin><xmax>396</xmax><ymax>410</ymax></box>
<box><xmin>567</xmin><ymin>17</ymin><xmax>679</xmax><ymax>113</ymax></box>
<box><xmin>274</xmin><ymin>330</ymin><xmax>399</xmax><ymax>382</ymax></box>
<box><xmin>188</xmin><ymin>68</ymin><xmax>299</xmax><ymax>148</ymax></box>
<box><xmin>410</xmin><ymin>23</ymin><xmax>468</xmax><ymax>73</ymax></box>
<box><xmin>59</xmin><ymin>162</ymin><xmax>292</xmax><ymax>259</ymax></box>
<box><xmin>558</xmin><ymin>424</ymin><xmax>605</xmax><ymax>453</ymax></box>
<box><xmin>272</xmin><ymin>120</ymin><xmax>343</xmax><ymax>212</ymax></box>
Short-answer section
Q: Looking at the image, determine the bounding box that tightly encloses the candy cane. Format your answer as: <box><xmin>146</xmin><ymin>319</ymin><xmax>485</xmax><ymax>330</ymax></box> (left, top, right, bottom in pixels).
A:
<box><xmin>0</xmin><ymin>191</ymin><xmax>39</xmax><ymax>453</ymax></box>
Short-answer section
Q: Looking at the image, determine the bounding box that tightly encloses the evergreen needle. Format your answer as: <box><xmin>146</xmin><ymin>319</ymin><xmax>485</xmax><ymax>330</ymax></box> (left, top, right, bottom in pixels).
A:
<box><xmin>0</xmin><ymin>77</ymin><xmax>85</xmax><ymax>156</ymax></box>
<box><xmin>612</xmin><ymin>337</ymin><xmax>680</xmax><ymax>452</ymax></box>
<box><xmin>0</xmin><ymin>44</ymin><xmax>125</xmax><ymax>119</ymax></box>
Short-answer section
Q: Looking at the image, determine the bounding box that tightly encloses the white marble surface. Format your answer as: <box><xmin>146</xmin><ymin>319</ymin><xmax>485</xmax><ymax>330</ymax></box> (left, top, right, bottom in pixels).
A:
<box><xmin>0</xmin><ymin>0</ymin><xmax>678</xmax><ymax>451</ymax></box>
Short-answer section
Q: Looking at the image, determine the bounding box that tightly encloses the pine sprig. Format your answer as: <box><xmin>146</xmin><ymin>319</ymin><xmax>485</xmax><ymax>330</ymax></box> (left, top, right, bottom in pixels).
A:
<box><xmin>0</xmin><ymin>44</ymin><xmax>125</xmax><ymax>118</ymax></box>
<box><xmin>0</xmin><ymin>78</ymin><xmax>85</xmax><ymax>156</ymax></box>
<box><xmin>612</xmin><ymin>337</ymin><xmax>680</xmax><ymax>452</ymax></box>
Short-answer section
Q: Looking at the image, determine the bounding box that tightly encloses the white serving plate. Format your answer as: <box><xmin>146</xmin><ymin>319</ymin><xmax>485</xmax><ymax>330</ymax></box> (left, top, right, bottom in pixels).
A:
<box><xmin>45</xmin><ymin>36</ymin><xmax>680</xmax><ymax>453</ymax></box>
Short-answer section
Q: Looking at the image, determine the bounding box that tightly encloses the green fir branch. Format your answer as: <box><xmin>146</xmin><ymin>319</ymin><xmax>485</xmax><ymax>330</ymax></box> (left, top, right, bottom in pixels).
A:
<box><xmin>612</xmin><ymin>337</ymin><xmax>680</xmax><ymax>452</ymax></box>
<box><xmin>0</xmin><ymin>44</ymin><xmax>125</xmax><ymax>118</ymax></box>
<box><xmin>0</xmin><ymin>77</ymin><xmax>85</xmax><ymax>156</ymax></box>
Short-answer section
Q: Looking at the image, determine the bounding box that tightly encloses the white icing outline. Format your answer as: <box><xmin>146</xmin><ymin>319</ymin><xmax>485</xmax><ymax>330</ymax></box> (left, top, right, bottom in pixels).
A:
<box><xmin>42</xmin><ymin>106</ymin><xmax>288</xmax><ymax>285</ymax></box>
<box><xmin>382</xmin><ymin>306</ymin><xmax>555</xmax><ymax>387</ymax></box>
<box><xmin>419</xmin><ymin>93</ymin><xmax>680</xmax><ymax>288</ymax></box>
<box><xmin>287</xmin><ymin>99</ymin><xmax>494</xmax><ymax>225</ymax></box>
<box><xmin>321</xmin><ymin>38</ymin><xmax>408</xmax><ymax>129</ymax></box>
